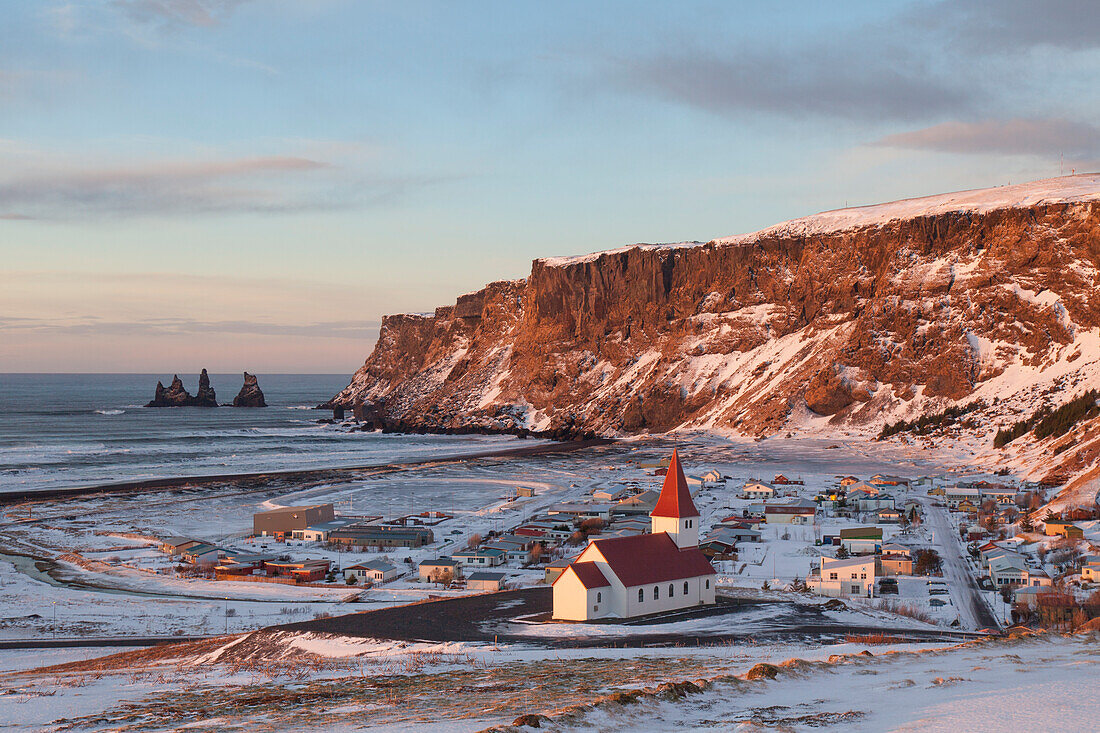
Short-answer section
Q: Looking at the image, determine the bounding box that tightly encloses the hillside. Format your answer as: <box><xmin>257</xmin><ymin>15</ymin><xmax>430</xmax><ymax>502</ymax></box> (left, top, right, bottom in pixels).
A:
<box><xmin>326</xmin><ymin>174</ymin><xmax>1100</xmax><ymax>492</ymax></box>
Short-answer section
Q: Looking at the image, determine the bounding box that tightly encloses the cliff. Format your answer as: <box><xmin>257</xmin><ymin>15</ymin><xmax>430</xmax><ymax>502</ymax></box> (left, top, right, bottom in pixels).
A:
<box><xmin>325</xmin><ymin>175</ymin><xmax>1100</xmax><ymax>457</ymax></box>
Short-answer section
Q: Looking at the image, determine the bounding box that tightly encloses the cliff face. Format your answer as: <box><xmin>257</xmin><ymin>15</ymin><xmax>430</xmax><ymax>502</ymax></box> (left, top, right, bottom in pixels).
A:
<box><xmin>326</xmin><ymin>177</ymin><xmax>1100</xmax><ymax>445</ymax></box>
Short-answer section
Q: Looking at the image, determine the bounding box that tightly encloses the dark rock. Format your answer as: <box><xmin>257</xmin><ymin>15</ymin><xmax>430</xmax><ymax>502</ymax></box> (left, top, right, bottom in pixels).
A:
<box><xmin>146</xmin><ymin>371</ymin><xmax>218</xmax><ymax>407</ymax></box>
<box><xmin>146</xmin><ymin>375</ymin><xmax>193</xmax><ymax>407</ymax></box>
<box><xmin>193</xmin><ymin>368</ymin><xmax>218</xmax><ymax>407</ymax></box>
<box><xmin>232</xmin><ymin>372</ymin><xmax>267</xmax><ymax>407</ymax></box>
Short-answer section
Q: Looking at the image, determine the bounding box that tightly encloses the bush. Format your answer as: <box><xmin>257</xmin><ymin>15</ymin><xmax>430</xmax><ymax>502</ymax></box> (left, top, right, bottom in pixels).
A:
<box><xmin>914</xmin><ymin>549</ymin><xmax>943</xmax><ymax>575</ymax></box>
<box><xmin>879</xmin><ymin>400</ymin><xmax>986</xmax><ymax>440</ymax></box>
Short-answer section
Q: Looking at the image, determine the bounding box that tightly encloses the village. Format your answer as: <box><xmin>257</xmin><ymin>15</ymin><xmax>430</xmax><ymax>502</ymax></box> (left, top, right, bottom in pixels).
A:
<box><xmin>88</xmin><ymin>446</ymin><xmax>1100</xmax><ymax>636</ymax></box>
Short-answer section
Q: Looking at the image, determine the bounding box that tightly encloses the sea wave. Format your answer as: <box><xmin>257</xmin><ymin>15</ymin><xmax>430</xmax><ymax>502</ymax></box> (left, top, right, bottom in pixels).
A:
<box><xmin>95</xmin><ymin>409</ymin><xmax>125</xmax><ymax>416</ymax></box>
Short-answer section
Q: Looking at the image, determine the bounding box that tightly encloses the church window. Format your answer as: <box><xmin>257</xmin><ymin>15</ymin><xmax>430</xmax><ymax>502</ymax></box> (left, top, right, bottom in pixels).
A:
<box><xmin>683</xmin><ymin>581</ymin><xmax>689</xmax><ymax>594</ymax></box>
<box><xmin>638</xmin><ymin>589</ymin><xmax>644</xmax><ymax>602</ymax></box>
<box><xmin>653</xmin><ymin>586</ymin><xmax>659</xmax><ymax>600</ymax></box>
<box><xmin>669</xmin><ymin>584</ymin><xmax>674</xmax><ymax>597</ymax></box>
<box><xmin>596</xmin><ymin>592</ymin><xmax>601</xmax><ymax>603</ymax></box>
<box><xmin>705</xmin><ymin>579</ymin><xmax>710</xmax><ymax>589</ymax></box>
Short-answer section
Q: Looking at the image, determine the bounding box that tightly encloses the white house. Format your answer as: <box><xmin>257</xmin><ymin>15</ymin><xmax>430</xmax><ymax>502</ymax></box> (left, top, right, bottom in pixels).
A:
<box><xmin>742</xmin><ymin>481</ymin><xmax>776</xmax><ymax>500</ymax></box>
<box><xmin>809</xmin><ymin>556</ymin><xmax>876</xmax><ymax>598</ymax></box>
<box><xmin>553</xmin><ymin>450</ymin><xmax>717</xmax><ymax>621</ymax></box>
<box><xmin>764</xmin><ymin>499</ymin><xmax>817</xmax><ymax>525</ymax></box>
<box><xmin>1082</xmin><ymin>556</ymin><xmax>1100</xmax><ymax>583</ymax></box>
<box><xmin>344</xmin><ymin>560</ymin><xmax>400</xmax><ymax>584</ymax></box>
<box><xmin>701</xmin><ymin>469</ymin><xmax>723</xmax><ymax>483</ymax></box>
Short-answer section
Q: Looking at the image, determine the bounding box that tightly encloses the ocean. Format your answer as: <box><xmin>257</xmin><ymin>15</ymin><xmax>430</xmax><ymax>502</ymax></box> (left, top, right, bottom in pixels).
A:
<box><xmin>0</xmin><ymin>374</ymin><xmax>522</xmax><ymax>493</ymax></box>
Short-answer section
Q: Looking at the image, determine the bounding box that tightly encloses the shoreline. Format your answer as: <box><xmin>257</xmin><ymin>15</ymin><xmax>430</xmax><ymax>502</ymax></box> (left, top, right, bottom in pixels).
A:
<box><xmin>0</xmin><ymin>437</ymin><xmax>614</xmax><ymax>505</ymax></box>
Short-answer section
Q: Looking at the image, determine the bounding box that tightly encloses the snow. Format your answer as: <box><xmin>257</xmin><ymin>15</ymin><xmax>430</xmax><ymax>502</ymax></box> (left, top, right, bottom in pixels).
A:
<box><xmin>535</xmin><ymin>174</ymin><xmax>1100</xmax><ymax>268</ymax></box>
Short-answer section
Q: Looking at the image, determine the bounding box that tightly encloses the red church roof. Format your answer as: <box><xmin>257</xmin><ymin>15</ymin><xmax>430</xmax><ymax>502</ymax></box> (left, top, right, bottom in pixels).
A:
<box><xmin>588</xmin><ymin>533</ymin><xmax>714</xmax><ymax>587</ymax></box>
<box><xmin>650</xmin><ymin>449</ymin><xmax>700</xmax><ymax>519</ymax></box>
<box><xmin>554</xmin><ymin>561</ymin><xmax>611</xmax><ymax>589</ymax></box>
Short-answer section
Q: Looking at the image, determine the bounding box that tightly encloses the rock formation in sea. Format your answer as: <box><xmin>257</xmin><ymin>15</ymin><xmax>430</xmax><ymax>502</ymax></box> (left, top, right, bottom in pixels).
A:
<box><xmin>232</xmin><ymin>372</ymin><xmax>267</xmax><ymax>407</ymax></box>
<box><xmin>193</xmin><ymin>368</ymin><xmax>218</xmax><ymax>407</ymax></box>
<box><xmin>145</xmin><ymin>370</ymin><xmax>218</xmax><ymax>407</ymax></box>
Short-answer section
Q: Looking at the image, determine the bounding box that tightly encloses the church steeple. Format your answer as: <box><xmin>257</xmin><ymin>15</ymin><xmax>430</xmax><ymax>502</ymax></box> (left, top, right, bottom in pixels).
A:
<box><xmin>650</xmin><ymin>449</ymin><xmax>700</xmax><ymax>548</ymax></box>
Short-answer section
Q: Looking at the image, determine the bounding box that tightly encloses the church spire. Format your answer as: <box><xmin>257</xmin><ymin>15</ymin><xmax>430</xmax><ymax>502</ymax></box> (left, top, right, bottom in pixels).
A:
<box><xmin>651</xmin><ymin>449</ymin><xmax>700</xmax><ymax>519</ymax></box>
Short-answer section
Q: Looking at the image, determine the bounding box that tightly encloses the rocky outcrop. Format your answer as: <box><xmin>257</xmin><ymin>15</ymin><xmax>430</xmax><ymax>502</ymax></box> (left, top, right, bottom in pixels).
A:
<box><xmin>232</xmin><ymin>372</ymin><xmax>267</xmax><ymax>407</ymax></box>
<box><xmin>146</xmin><ymin>369</ymin><xmax>218</xmax><ymax>407</ymax></box>
<box><xmin>193</xmin><ymin>369</ymin><xmax>217</xmax><ymax>407</ymax></box>
<box><xmin>324</xmin><ymin>177</ymin><xmax>1100</xmax><ymax>444</ymax></box>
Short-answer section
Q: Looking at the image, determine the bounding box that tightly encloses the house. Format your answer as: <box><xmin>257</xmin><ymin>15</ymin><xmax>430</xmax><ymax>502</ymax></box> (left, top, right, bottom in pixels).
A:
<box><xmin>544</xmin><ymin>556</ymin><xmax>576</xmax><ymax>584</ymax></box>
<box><xmin>552</xmin><ymin>450</ymin><xmax>716</xmax><ymax>621</ymax></box>
<box><xmin>1081</xmin><ymin>556</ymin><xmax>1100</xmax><ymax>583</ymax></box>
<box><xmin>467</xmin><ymin>571</ymin><xmax>506</xmax><ymax>591</ymax></box>
<box><xmin>615</xmin><ymin>490</ymin><xmax>660</xmax><ymax>515</ymax></box>
<box><xmin>956</xmin><ymin>500</ymin><xmax>979</xmax><ymax>515</ymax></box>
<box><xmin>180</xmin><ymin>543</ymin><xmax>220</xmax><ymax>566</ymax></box>
<box><xmin>345</xmin><ymin>561</ymin><xmax>400</xmax><ymax>584</ymax></box>
<box><xmin>764</xmin><ymin>499</ymin><xmax>817</xmax><ymax>525</ymax></box>
<box><xmin>701</xmin><ymin>469</ymin><xmax>723</xmax><ymax>483</ymax></box>
<box><xmin>839</xmin><ymin>527</ymin><xmax>882</xmax><ymax>555</ymax></box>
<box><xmin>839</xmin><ymin>476</ymin><xmax>860</xmax><ymax>487</ymax></box>
<box><xmin>253</xmin><ymin>504</ymin><xmax>335</xmax><ymax>538</ymax></box>
<box><xmin>1042</xmin><ymin>519</ymin><xmax>1086</xmax><ymax>539</ymax></box>
<box><xmin>264</xmin><ymin>559</ymin><xmax>330</xmax><ymax>582</ymax></box>
<box><xmin>989</xmin><ymin>554</ymin><xmax>1030</xmax><ymax>587</ymax></box>
<box><xmin>452</xmin><ymin>547</ymin><xmax>506</xmax><ymax>567</ymax></box>
<box><xmin>880</xmin><ymin>552</ymin><xmax>913</xmax><ymax>576</ymax></box>
<box><xmin>592</xmin><ymin>488</ymin><xmax>629</xmax><ymax>502</ymax></box>
<box><xmin>979</xmin><ymin>486</ymin><xmax>1017</xmax><ymax>504</ymax></box>
<box><xmin>846</xmin><ymin>482</ymin><xmax>880</xmax><ymax>496</ymax></box>
<box><xmin>809</xmin><ymin>556</ymin><xmax>876</xmax><ymax>598</ymax></box>
<box><xmin>547</xmin><ymin>503</ymin><xmax>614</xmax><ymax>521</ymax></box>
<box><xmin>159</xmin><ymin>537</ymin><xmax>201</xmax><ymax>555</ymax></box>
<box><xmin>419</xmin><ymin>558</ymin><xmax>460</xmax><ymax>582</ymax></box>
<box><xmin>292</xmin><ymin>517</ymin><xmax>360</xmax><ymax>542</ymax></box>
<box><xmin>742</xmin><ymin>481</ymin><xmax>776</xmax><ymax>500</ymax></box>
<box><xmin>857</xmin><ymin>494</ymin><xmax>896</xmax><ymax>512</ymax></box>
<box><xmin>875</xmin><ymin>507</ymin><xmax>903</xmax><ymax>523</ymax></box>
<box><xmin>327</xmin><ymin>525</ymin><xmax>434</xmax><ymax>548</ymax></box>
<box><xmin>869</xmin><ymin>474</ymin><xmax>910</xmax><ymax>488</ymax></box>
<box><xmin>944</xmin><ymin>487</ymin><xmax>980</xmax><ymax>508</ymax></box>
<box><xmin>516</xmin><ymin>486</ymin><xmax>536</xmax><ymax>498</ymax></box>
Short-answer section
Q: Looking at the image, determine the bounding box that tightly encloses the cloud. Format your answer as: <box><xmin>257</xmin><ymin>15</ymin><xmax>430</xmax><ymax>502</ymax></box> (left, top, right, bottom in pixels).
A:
<box><xmin>0</xmin><ymin>153</ymin><xmax>351</xmax><ymax>218</ymax></box>
<box><xmin>908</xmin><ymin>0</ymin><xmax>1100</xmax><ymax>52</ymax></box>
<box><xmin>112</xmin><ymin>0</ymin><xmax>253</xmax><ymax>29</ymax></box>
<box><xmin>873</xmin><ymin>118</ymin><xmax>1100</xmax><ymax>158</ymax></box>
<box><xmin>0</xmin><ymin>315</ymin><xmax>380</xmax><ymax>339</ymax></box>
<box><xmin>611</xmin><ymin>49</ymin><xmax>973</xmax><ymax>122</ymax></box>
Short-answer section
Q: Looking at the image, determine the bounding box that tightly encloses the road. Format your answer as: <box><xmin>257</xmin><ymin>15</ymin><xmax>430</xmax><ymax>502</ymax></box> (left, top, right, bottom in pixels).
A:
<box><xmin>0</xmin><ymin>635</ymin><xmax>212</xmax><ymax>650</ymax></box>
<box><xmin>918</xmin><ymin>496</ymin><xmax>999</xmax><ymax>630</ymax></box>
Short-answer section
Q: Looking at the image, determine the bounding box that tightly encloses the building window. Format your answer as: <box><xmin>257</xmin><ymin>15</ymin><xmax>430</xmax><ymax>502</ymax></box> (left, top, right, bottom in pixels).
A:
<box><xmin>596</xmin><ymin>592</ymin><xmax>601</xmax><ymax>603</ymax></box>
<box><xmin>639</xmin><ymin>589</ymin><xmax>644</xmax><ymax>603</ymax></box>
<box><xmin>705</xmin><ymin>579</ymin><xmax>710</xmax><ymax>590</ymax></box>
<box><xmin>830</xmin><ymin>572</ymin><xmax>838</xmax><ymax>580</ymax></box>
<box><xmin>653</xmin><ymin>586</ymin><xmax>659</xmax><ymax>600</ymax></box>
<box><xmin>684</xmin><ymin>581</ymin><xmax>689</xmax><ymax>595</ymax></box>
<box><xmin>669</xmin><ymin>584</ymin><xmax>675</xmax><ymax>597</ymax></box>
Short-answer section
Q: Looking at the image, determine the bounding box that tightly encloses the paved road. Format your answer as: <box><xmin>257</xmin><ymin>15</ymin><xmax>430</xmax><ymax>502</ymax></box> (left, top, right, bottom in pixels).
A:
<box><xmin>919</xmin><ymin>496</ymin><xmax>999</xmax><ymax>630</ymax></box>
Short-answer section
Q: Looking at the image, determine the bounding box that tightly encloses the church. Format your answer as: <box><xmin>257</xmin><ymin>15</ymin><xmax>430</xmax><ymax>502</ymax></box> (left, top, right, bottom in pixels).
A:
<box><xmin>552</xmin><ymin>450</ymin><xmax>717</xmax><ymax>621</ymax></box>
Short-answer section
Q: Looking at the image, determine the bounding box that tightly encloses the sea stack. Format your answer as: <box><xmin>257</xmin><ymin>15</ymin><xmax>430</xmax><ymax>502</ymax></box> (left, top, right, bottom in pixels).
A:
<box><xmin>145</xmin><ymin>370</ymin><xmax>218</xmax><ymax>407</ymax></box>
<box><xmin>232</xmin><ymin>372</ymin><xmax>267</xmax><ymax>407</ymax></box>
<box><xmin>193</xmin><ymin>368</ymin><xmax>218</xmax><ymax>407</ymax></box>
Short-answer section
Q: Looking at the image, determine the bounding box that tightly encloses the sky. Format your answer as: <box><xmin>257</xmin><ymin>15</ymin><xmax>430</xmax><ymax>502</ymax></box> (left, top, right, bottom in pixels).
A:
<box><xmin>2</xmin><ymin>0</ymin><xmax>1099</xmax><ymax>373</ymax></box>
